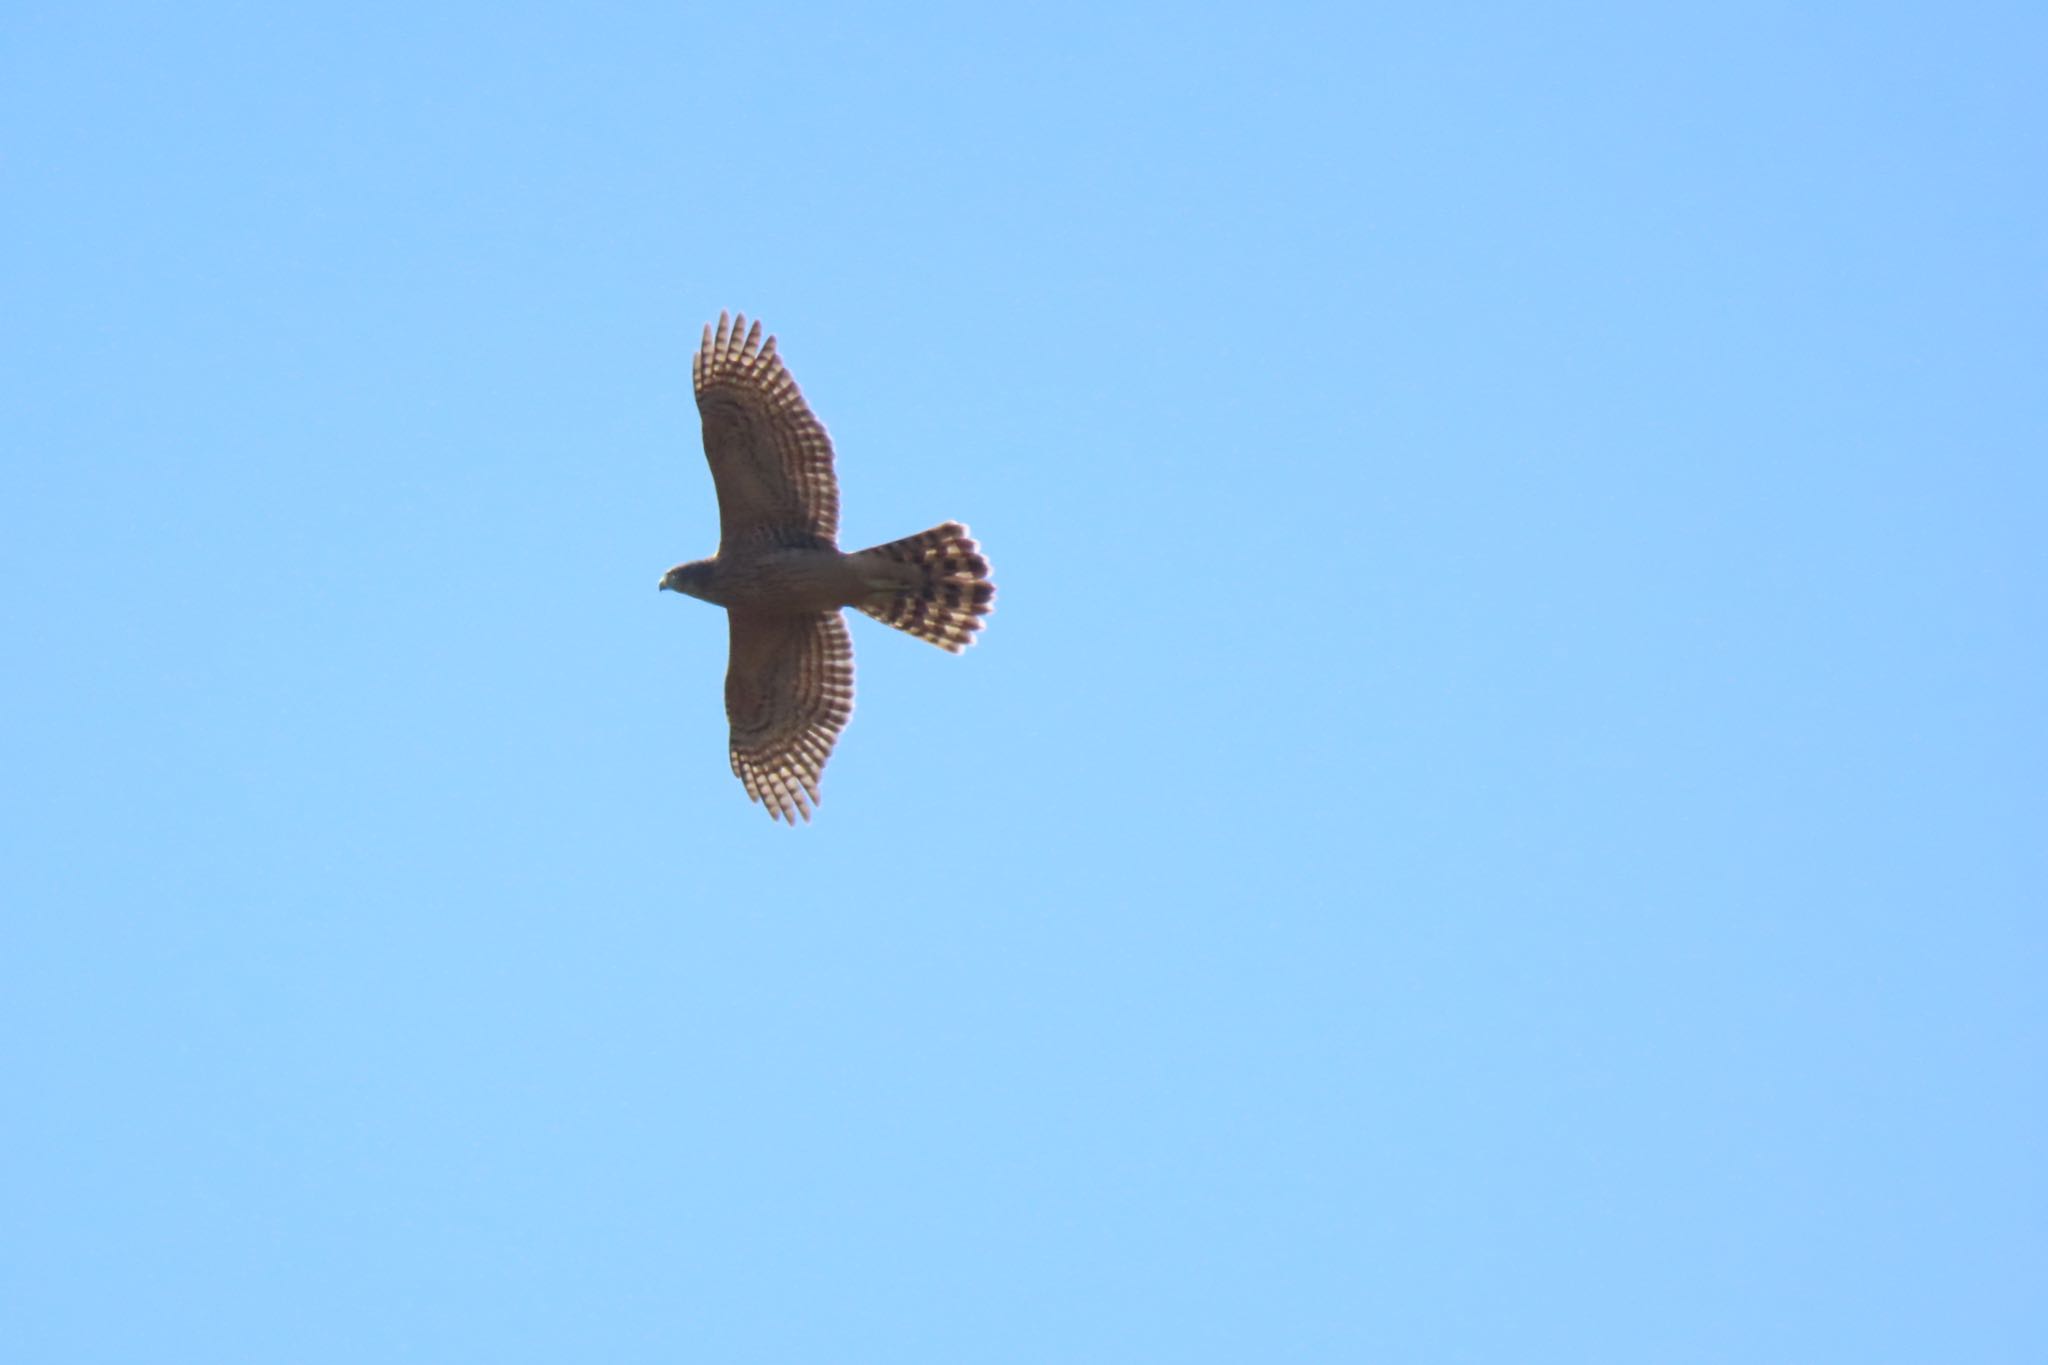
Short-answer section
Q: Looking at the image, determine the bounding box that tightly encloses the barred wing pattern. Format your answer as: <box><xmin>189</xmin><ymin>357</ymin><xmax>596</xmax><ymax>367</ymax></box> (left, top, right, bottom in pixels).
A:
<box><xmin>724</xmin><ymin>609</ymin><xmax>855</xmax><ymax>823</ymax></box>
<box><xmin>693</xmin><ymin>312</ymin><xmax>840</xmax><ymax>553</ymax></box>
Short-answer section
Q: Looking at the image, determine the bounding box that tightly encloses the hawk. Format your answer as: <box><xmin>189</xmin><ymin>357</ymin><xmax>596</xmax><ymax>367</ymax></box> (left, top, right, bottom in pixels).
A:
<box><xmin>659</xmin><ymin>312</ymin><xmax>995</xmax><ymax>822</ymax></box>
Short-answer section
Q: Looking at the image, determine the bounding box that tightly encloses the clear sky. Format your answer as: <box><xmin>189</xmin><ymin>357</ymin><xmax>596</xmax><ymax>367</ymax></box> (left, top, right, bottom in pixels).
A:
<box><xmin>4</xmin><ymin>3</ymin><xmax>2042</xmax><ymax>1361</ymax></box>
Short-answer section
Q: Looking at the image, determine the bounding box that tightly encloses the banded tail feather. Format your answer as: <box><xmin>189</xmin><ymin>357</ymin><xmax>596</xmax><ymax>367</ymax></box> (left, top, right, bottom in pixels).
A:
<box><xmin>852</xmin><ymin>521</ymin><xmax>995</xmax><ymax>652</ymax></box>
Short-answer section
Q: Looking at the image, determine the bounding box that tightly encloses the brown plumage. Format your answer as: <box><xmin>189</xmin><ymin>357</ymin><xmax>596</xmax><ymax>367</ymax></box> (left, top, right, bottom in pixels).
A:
<box><xmin>852</xmin><ymin>523</ymin><xmax>996</xmax><ymax>651</ymax></box>
<box><xmin>659</xmin><ymin>312</ymin><xmax>995</xmax><ymax>823</ymax></box>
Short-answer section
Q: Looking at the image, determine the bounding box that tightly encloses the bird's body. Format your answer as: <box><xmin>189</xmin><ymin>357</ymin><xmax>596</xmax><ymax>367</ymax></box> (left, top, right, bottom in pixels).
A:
<box><xmin>659</xmin><ymin>313</ymin><xmax>994</xmax><ymax>822</ymax></box>
<box><xmin>662</xmin><ymin>546</ymin><xmax>875</xmax><ymax>613</ymax></box>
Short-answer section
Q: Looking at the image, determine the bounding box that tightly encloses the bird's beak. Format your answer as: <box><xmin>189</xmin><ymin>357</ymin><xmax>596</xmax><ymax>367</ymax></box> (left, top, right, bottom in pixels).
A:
<box><xmin>657</xmin><ymin>579</ymin><xmax>669</xmax><ymax>591</ymax></box>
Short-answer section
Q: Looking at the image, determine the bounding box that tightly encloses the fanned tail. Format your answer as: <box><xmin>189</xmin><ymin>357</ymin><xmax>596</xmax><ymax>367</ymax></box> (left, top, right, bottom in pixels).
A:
<box><xmin>851</xmin><ymin>521</ymin><xmax>995</xmax><ymax>652</ymax></box>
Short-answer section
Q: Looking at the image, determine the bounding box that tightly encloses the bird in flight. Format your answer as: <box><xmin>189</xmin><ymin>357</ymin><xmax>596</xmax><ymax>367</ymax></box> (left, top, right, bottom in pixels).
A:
<box><xmin>659</xmin><ymin>312</ymin><xmax>995</xmax><ymax>822</ymax></box>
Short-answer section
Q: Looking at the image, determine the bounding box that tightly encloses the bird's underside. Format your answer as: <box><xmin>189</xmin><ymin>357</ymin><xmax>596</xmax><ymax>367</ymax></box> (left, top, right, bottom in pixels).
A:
<box><xmin>659</xmin><ymin>312</ymin><xmax>995</xmax><ymax>822</ymax></box>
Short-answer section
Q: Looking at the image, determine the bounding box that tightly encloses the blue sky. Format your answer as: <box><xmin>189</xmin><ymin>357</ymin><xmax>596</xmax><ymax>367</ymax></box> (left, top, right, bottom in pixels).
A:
<box><xmin>4</xmin><ymin>2</ymin><xmax>2042</xmax><ymax>1360</ymax></box>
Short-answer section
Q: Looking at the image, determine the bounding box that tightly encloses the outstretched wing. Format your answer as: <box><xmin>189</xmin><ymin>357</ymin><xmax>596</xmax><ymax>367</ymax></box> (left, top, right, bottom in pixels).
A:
<box><xmin>693</xmin><ymin>312</ymin><xmax>840</xmax><ymax>554</ymax></box>
<box><xmin>725</xmin><ymin>609</ymin><xmax>854</xmax><ymax>823</ymax></box>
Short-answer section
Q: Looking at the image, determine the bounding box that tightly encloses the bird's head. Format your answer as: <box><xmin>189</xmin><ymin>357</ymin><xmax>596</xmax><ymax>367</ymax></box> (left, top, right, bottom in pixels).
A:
<box><xmin>658</xmin><ymin>560</ymin><xmax>713</xmax><ymax>600</ymax></box>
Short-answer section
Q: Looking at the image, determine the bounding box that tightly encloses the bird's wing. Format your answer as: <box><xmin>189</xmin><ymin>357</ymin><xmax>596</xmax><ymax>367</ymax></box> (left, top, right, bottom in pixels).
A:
<box><xmin>725</xmin><ymin>608</ymin><xmax>854</xmax><ymax>823</ymax></box>
<box><xmin>693</xmin><ymin>312</ymin><xmax>840</xmax><ymax>554</ymax></box>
